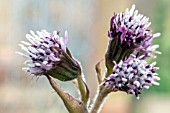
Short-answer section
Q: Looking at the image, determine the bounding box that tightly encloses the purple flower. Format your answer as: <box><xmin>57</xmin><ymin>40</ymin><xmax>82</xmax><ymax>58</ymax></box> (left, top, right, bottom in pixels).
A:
<box><xmin>109</xmin><ymin>5</ymin><xmax>159</xmax><ymax>48</ymax></box>
<box><xmin>105</xmin><ymin>5</ymin><xmax>160</xmax><ymax>70</ymax></box>
<box><xmin>104</xmin><ymin>55</ymin><xmax>160</xmax><ymax>99</ymax></box>
<box><xmin>17</xmin><ymin>30</ymin><xmax>81</xmax><ymax>81</ymax></box>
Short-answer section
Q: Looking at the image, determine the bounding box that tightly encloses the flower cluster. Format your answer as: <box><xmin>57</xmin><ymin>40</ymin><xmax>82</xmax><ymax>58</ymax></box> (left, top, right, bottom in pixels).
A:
<box><xmin>104</xmin><ymin>55</ymin><xmax>160</xmax><ymax>99</ymax></box>
<box><xmin>17</xmin><ymin>30</ymin><xmax>81</xmax><ymax>81</ymax></box>
<box><xmin>105</xmin><ymin>5</ymin><xmax>161</xmax><ymax>69</ymax></box>
<box><xmin>108</xmin><ymin>5</ymin><xmax>153</xmax><ymax>47</ymax></box>
<box><xmin>104</xmin><ymin>5</ymin><xmax>160</xmax><ymax>99</ymax></box>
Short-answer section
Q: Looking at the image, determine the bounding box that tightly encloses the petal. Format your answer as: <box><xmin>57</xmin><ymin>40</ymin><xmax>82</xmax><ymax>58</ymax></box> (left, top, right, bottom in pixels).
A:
<box><xmin>48</xmin><ymin>54</ymin><xmax>60</xmax><ymax>62</ymax></box>
<box><xmin>60</xmin><ymin>37</ymin><xmax>66</xmax><ymax>51</ymax></box>
<box><xmin>16</xmin><ymin>52</ymin><xmax>29</xmax><ymax>58</ymax></box>
<box><xmin>64</xmin><ymin>31</ymin><xmax>68</xmax><ymax>47</ymax></box>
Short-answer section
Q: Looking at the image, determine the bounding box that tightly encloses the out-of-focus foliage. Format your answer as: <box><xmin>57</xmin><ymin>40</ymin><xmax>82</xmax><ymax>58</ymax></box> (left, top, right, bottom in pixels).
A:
<box><xmin>0</xmin><ymin>0</ymin><xmax>170</xmax><ymax>113</ymax></box>
<box><xmin>150</xmin><ymin>0</ymin><xmax>170</xmax><ymax>93</ymax></box>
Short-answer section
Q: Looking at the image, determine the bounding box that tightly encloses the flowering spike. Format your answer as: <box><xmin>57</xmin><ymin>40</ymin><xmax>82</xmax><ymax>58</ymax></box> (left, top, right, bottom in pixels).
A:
<box><xmin>17</xmin><ymin>30</ymin><xmax>81</xmax><ymax>81</ymax></box>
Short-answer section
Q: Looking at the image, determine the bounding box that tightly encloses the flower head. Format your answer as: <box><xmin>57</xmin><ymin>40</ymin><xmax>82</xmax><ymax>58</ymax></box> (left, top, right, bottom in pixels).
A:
<box><xmin>104</xmin><ymin>55</ymin><xmax>160</xmax><ymax>99</ymax></box>
<box><xmin>105</xmin><ymin>5</ymin><xmax>160</xmax><ymax>70</ymax></box>
<box><xmin>17</xmin><ymin>30</ymin><xmax>81</xmax><ymax>81</ymax></box>
<box><xmin>109</xmin><ymin>5</ymin><xmax>153</xmax><ymax>47</ymax></box>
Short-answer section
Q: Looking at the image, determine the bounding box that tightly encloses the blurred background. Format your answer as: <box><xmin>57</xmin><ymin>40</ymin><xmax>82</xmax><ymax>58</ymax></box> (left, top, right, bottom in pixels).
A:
<box><xmin>0</xmin><ymin>0</ymin><xmax>170</xmax><ymax>113</ymax></box>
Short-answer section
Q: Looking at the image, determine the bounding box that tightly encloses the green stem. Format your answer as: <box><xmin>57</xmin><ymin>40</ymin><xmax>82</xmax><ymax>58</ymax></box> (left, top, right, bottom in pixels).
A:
<box><xmin>46</xmin><ymin>75</ymin><xmax>88</xmax><ymax>113</ymax></box>
<box><xmin>77</xmin><ymin>75</ymin><xmax>88</xmax><ymax>106</ymax></box>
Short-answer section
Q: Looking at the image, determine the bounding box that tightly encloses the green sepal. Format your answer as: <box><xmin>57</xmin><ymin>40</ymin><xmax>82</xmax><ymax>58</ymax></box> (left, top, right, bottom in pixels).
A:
<box><xmin>45</xmin><ymin>65</ymin><xmax>80</xmax><ymax>81</ymax></box>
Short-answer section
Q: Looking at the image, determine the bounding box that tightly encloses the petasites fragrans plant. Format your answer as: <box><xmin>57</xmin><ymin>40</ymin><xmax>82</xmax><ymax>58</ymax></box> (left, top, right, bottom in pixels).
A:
<box><xmin>17</xmin><ymin>4</ymin><xmax>161</xmax><ymax>113</ymax></box>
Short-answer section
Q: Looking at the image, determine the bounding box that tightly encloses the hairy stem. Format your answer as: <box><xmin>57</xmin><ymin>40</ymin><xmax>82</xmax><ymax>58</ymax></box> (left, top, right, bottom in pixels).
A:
<box><xmin>46</xmin><ymin>75</ymin><xmax>88</xmax><ymax>113</ymax></box>
<box><xmin>90</xmin><ymin>86</ymin><xmax>111</xmax><ymax>113</ymax></box>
